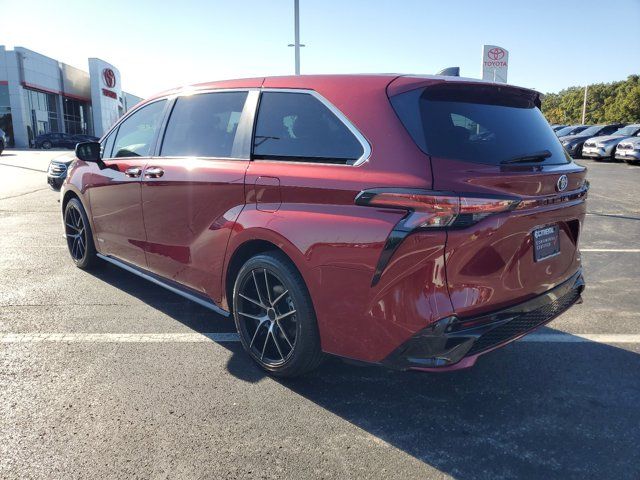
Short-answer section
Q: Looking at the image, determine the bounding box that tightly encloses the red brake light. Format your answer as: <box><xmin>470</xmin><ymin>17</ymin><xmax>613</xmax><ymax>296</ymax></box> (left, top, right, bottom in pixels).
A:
<box><xmin>356</xmin><ymin>189</ymin><xmax>519</xmax><ymax>229</ymax></box>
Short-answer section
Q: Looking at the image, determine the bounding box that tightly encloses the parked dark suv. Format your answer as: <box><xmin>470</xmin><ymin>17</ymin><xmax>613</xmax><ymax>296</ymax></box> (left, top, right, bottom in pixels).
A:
<box><xmin>559</xmin><ymin>124</ymin><xmax>624</xmax><ymax>158</ymax></box>
<box><xmin>61</xmin><ymin>75</ymin><xmax>587</xmax><ymax>377</ymax></box>
<box><xmin>35</xmin><ymin>132</ymin><xmax>98</xmax><ymax>149</ymax></box>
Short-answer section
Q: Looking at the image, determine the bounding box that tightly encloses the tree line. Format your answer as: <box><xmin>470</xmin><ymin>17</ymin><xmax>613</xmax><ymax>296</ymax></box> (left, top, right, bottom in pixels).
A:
<box><xmin>542</xmin><ymin>75</ymin><xmax>640</xmax><ymax>125</ymax></box>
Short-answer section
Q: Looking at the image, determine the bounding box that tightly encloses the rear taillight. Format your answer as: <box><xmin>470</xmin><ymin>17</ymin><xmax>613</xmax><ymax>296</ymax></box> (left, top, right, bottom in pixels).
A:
<box><xmin>355</xmin><ymin>189</ymin><xmax>520</xmax><ymax>286</ymax></box>
<box><xmin>355</xmin><ymin>189</ymin><xmax>519</xmax><ymax>230</ymax></box>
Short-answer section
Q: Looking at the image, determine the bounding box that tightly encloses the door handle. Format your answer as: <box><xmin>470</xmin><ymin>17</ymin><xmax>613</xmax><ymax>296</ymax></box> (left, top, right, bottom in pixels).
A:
<box><xmin>124</xmin><ymin>166</ymin><xmax>142</xmax><ymax>178</ymax></box>
<box><xmin>144</xmin><ymin>167</ymin><xmax>164</xmax><ymax>178</ymax></box>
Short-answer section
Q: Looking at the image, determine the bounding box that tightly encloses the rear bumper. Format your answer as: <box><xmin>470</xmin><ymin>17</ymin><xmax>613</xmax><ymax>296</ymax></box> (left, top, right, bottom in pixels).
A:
<box><xmin>382</xmin><ymin>269</ymin><xmax>585</xmax><ymax>371</ymax></box>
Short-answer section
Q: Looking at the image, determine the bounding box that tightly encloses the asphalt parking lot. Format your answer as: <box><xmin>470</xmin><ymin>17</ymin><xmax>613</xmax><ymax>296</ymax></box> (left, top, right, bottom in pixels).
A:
<box><xmin>1</xmin><ymin>150</ymin><xmax>639</xmax><ymax>479</ymax></box>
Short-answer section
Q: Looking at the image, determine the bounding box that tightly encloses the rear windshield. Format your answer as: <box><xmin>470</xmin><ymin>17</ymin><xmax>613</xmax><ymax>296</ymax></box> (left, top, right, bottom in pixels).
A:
<box><xmin>390</xmin><ymin>84</ymin><xmax>570</xmax><ymax>166</ymax></box>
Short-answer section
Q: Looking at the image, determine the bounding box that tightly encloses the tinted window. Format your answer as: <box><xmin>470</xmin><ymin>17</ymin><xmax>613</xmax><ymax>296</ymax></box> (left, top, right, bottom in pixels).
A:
<box><xmin>600</xmin><ymin>125</ymin><xmax>621</xmax><ymax>135</ymax></box>
<box><xmin>101</xmin><ymin>132</ymin><xmax>116</xmax><ymax>159</ymax></box>
<box><xmin>253</xmin><ymin>92</ymin><xmax>364</xmax><ymax>164</ymax></box>
<box><xmin>613</xmin><ymin>125</ymin><xmax>640</xmax><ymax>136</ymax></box>
<box><xmin>112</xmin><ymin>100</ymin><xmax>166</xmax><ymax>158</ymax></box>
<box><xmin>391</xmin><ymin>85</ymin><xmax>569</xmax><ymax>165</ymax></box>
<box><xmin>556</xmin><ymin>125</ymin><xmax>586</xmax><ymax>136</ymax></box>
<box><xmin>161</xmin><ymin>92</ymin><xmax>248</xmax><ymax>158</ymax></box>
<box><xmin>579</xmin><ymin>125</ymin><xmax>605</xmax><ymax>136</ymax></box>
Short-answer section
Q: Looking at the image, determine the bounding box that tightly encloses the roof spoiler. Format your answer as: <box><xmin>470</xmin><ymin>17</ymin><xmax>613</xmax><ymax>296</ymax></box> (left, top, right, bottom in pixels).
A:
<box><xmin>436</xmin><ymin>67</ymin><xmax>460</xmax><ymax>77</ymax></box>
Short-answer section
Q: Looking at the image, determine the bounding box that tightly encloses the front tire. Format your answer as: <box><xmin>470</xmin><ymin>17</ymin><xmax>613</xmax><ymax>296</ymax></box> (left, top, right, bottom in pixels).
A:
<box><xmin>64</xmin><ymin>198</ymin><xmax>98</xmax><ymax>269</ymax></box>
<box><xmin>42</xmin><ymin>141</ymin><xmax>52</xmax><ymax>149</ymax></box>
<box><xmin>232</xmin><ymin>251</ymin><xmax>323</xmax><ymax>377</ymax></box>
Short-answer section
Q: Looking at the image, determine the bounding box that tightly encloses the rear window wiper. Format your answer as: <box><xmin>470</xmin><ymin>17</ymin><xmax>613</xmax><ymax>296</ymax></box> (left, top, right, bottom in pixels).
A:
<box><xmin>500</xmin><ymin>149</ymin><xmax>552</xmax><ymax>165</ymax></box>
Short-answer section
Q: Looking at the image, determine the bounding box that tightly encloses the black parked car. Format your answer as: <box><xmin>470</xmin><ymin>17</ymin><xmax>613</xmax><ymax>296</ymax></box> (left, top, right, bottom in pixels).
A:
<box><xmin>559</xmin><ymin>124</ymin><xmax>624</xmax><ymax>158</ymax></box>
<box><xmin>35</xmin><ymin>132</ymin><xmax>99</xmax><ymax>149</ymax></box>
<box><xmin>0</xmin><ymin>128</ymin><xmax>7</xmax><ymax>155</ymax></box>
<box><xmin>46</xmin><ymin>152</ymin><xmax>76</xmax><ymax>190</ymax></box>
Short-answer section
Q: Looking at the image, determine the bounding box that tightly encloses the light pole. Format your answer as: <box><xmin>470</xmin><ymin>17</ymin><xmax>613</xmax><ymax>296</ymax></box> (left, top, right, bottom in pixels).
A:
<box><xmin>287</xmin><ymin>0</ymin><xmax>305</xmax><ymax>75</ymax></box>
<box><xmin>581</xmin><ymin>85</ymin><xmax>589</xmax><ymax>124</ymax></box>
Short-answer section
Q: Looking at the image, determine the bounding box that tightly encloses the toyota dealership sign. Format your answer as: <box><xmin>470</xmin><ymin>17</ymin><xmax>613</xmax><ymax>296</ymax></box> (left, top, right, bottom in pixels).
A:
<box><xmin>89</xmin><ymin>58</ymin><xmax>123</xmax><ymax>136</ymax></box>
<box><xmin>481</xmin><ymin>45</ymin><xmax>509</xmax><ymax>83</ymax></box>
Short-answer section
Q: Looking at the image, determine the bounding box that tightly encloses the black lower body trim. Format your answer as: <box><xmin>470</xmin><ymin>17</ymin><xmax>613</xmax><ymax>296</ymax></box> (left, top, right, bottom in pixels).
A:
<box><xmin>383</xmin><ymin>270</ymin><xmax>585</xmax><ymax>370</ymax></box>
<box><xmin>97</xmin><ymin>254</ymin><xmax>230</xmax><ymax>317</ymax></box>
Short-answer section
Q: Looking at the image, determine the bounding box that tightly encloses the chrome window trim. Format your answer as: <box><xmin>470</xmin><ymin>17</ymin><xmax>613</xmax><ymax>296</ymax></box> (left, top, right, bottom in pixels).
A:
<box><xmin>256</xmin><ymin>88</ymin><xmax>372</xmax><ymax>167</ymax></box>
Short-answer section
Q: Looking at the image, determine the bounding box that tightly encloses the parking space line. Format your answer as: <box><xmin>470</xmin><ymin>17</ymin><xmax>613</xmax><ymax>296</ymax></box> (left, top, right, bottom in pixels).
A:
<box><xmin>520</xmin><ymin>333</ymin><xmax>640</xmax><ymax>343</ymax></box>
<box><xmin>0</xmin><ymin>332</ymin><xmax>240</xmax><ymax>343</ymax></box>
<box><xmin>580</xmin><ymin>249</ymin><xmax>640</xmax><ymax>253</ymax></box>
<box><xmin>2</xmin><ymin>332</ymin><xmax>640</xmax><ymax>345</ymax></box>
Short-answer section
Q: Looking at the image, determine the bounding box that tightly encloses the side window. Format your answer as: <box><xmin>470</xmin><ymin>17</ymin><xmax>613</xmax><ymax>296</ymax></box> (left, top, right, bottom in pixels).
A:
<box><xmin>160</xmin><ymin>91</ymin><xmax>248</xmax><ymax>158</ymax></box>
<box><xmin>253</xmin><ymin>92</ymin><xmax>364</xmax><ymax>164</ymax></box>
<box><xmin>101</xmin><ymin>131</ymin><xmax>116</xmax><ymax>159</ymax></box>
<box><xmin>112</xmin><ymin>100</ymin><xmax>166</xmax><ymax>158</ymax></box>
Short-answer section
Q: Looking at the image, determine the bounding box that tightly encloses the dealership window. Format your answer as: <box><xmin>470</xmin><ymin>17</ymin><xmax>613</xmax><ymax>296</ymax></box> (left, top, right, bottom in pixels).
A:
<box><xmin>112</xmin><ymin>100</ymin><xmax>166</xmax><ymax>158</ymax></box>
<box><xmin>252</xmin><ymin>92</ymin><xmax>364</xmax><ymax>164</ymax></box>
<box><xmin>160</xmin><ymin>91</ymin><xmax>248</xmax><ymax>158</ymax></box>
<box><xmin>0</xmin><ymin>84</ymin><xmax>14</xmax><ymax>147</ymax></box>
<box><xmin>63</xmin><ymin>98</ymin><xmax>93</xmax><ymax>135</ymax></box>
<box><xmin>25</xmin><ymin>88</ymin><xmax>60</xmax><ymax>138</ymax></box>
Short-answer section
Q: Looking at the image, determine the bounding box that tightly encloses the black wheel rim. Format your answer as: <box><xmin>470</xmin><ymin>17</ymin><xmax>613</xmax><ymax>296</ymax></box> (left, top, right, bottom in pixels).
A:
<box><xmin>236</xmin><ymin>268</ymin><xmax>298</xmax><ymax>366</ymax></box>
<box><xmin>65</xmin><ymin>205</ymin><xmax>87</xmax><ymax>261</ymax></box>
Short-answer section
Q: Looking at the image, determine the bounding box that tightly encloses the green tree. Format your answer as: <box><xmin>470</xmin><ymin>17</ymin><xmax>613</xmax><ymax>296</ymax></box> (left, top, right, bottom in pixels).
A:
<box><xmin>542</xmin><ymin>76</ymin><xmax>640</xmax><ymax>124</ymax></box>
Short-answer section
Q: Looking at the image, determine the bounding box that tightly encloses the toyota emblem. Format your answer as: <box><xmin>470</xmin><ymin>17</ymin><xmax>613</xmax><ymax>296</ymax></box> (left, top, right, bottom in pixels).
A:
<box><xmin>488</xmin><ymin>48</ymin><xmax>505</xmax><ymax>61</ymax></box>
<box><xmin>557</xmin><ymin>175</ymin><xmax>568</xmax><ymax>192</ymax></box>
<box><xmin>102</xmin><ymin>68</ymin><xmax>116</xmax><ymax>88</ymax></box>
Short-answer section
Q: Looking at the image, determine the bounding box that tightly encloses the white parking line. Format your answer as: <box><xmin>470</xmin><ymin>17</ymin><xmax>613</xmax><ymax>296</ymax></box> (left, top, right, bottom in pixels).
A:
<box><xmin>580</xmin><ymin>249</ymin><xmax>640</xmax><ymax>253</ymax></box>
<box><xmin>0</xmin><ymin>332</ymin><xmax>240</xmax><ymax>343</ymax></box>
<box><xmin>1</xmin><ymin>332</ymin><xmax>640</xmax><ymax>345</ymax></box>
<box><xmin>520</xmin><ymin>333</ymin><xmax>640</xmax><ymax>343</ymax></box>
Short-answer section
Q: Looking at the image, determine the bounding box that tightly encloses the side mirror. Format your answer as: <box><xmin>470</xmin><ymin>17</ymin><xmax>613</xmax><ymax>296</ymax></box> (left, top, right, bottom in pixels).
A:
<box><xmin>75</xmin><ymin>142</ymin><xmax>101</xmax><ymax>162</ymax></box>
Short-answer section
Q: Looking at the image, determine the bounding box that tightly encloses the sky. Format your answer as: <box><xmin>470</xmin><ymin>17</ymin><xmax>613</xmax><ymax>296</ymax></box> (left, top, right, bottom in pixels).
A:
<box><xmin>3</xmin><ymin>0</ymin><xmax>639</xmax><ymax>98</ymax></box>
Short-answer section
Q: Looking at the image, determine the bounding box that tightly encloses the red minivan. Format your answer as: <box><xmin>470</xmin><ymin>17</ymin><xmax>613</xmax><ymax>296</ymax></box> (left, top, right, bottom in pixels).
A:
<box><xmin>62</xmin><ymin>75</ymin><xmax>586</xmax><ymax>377</ymax></box>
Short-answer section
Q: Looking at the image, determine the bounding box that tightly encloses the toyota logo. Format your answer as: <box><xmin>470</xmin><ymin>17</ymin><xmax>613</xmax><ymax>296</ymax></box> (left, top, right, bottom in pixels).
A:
<box><xmin>488</xmin><ymin>48</ymin><xmax>505</xmax><ymax>61</ymax></box>
<box><xmin>102</xmin><ymin>68</ymin><xmax>116</xmax><ymax>88</ymax></box>
<box><xmin>557</xmin><ymin>175</ymin><xmax>568</xmax><ymax>192</ymax></box>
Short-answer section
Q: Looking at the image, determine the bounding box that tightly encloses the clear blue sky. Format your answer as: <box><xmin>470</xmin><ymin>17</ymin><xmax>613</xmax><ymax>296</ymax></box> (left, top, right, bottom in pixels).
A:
<box><xmin>4</xmin><ymin>0</ymin><xmax>639</xmax><ymax>97</ymax></box>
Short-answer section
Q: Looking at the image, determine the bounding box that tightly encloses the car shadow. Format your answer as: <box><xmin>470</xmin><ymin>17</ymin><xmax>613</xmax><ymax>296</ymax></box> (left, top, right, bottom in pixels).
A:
<box><xmin>89</xmin><ymin>262</ymin><xmax>640</xmax><ymax>479</ymax></box>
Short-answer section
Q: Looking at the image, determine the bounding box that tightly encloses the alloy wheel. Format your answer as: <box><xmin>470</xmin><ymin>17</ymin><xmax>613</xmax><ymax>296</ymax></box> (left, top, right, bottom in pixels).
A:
<box><xmin>236</xmin><ymin>267</ymin><xmax>298</xmax><ymax>366</ymax></box>
<box><xmin>65</xmin><ymin>204</ymin><xmax>87</xmax><ymax>261</ymax></box>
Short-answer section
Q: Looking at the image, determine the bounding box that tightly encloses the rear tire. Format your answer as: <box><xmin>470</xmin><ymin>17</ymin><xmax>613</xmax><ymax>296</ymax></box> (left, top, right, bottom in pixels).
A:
<box><xmin>42</xmin><ymin>141</ymin><xmax>52</xmax><ymax>149</ymax></box>
<box><xmin>64</xmin><ymin>198</ymin><xmax>98</xmax><ymax>269</ymax></box>
<box><xmin>232</xmin><ymin>251</ymin><xmax>323</xmax><ymax>377</ymax></box>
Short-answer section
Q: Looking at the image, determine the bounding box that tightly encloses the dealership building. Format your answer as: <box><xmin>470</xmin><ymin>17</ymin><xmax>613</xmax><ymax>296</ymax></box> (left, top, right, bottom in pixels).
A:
<box><xmin>0</xmin><ymin>46</ymin><xmax>142</xmax><ymax>148</ymax></box>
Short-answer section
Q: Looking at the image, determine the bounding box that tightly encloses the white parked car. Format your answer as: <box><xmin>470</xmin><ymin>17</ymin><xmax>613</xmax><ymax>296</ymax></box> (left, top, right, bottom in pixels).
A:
<box><xmin>582</xmin><ymin>124</ymin><xmax>640</xmax><ymax>161</ymax></box>
<box><xmin>615</xmin><ymin>137</ymin><xmax>640</xmax><ymax>164</ymax></box>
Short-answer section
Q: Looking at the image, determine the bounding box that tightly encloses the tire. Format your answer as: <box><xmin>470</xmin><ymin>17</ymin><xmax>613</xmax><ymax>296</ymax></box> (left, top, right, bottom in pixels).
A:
<box><xmin>63</xmin><ymin>198</ymin><xmax>99</xmax><ymax>269</ymax></box>
<box><xmin>575</xmin><ymin>144</ymin><xmax>583</xmax><ymax>159</ymax></box>
<box><xmin>42</xmin><ymin>141</ymin><xmax>52</xmax><ymax>149</ymax></box>
<box><xmin>232</xmin><ymin>251</ymin><xmax>323</xmax><ymax>377</ymax></box>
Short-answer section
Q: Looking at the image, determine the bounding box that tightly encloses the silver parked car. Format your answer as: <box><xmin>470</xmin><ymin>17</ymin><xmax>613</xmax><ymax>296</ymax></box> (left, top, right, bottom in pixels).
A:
<box><xmin>582</xmin><ymin>124</ymin><xmax>640</xmax><ymax>161</ymax></box>
<box><xmin>615</xmin><ymin>137</ymin><xmax>640</xmax><ymax>164</ymax></box>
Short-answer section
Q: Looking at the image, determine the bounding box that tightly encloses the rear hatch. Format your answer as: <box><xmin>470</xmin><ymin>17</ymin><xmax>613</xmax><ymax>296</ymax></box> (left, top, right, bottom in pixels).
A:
<box><xmin>389</xmin><ymin>79</ymin><xmax>587</xmax><ymax>316</ymax></box>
